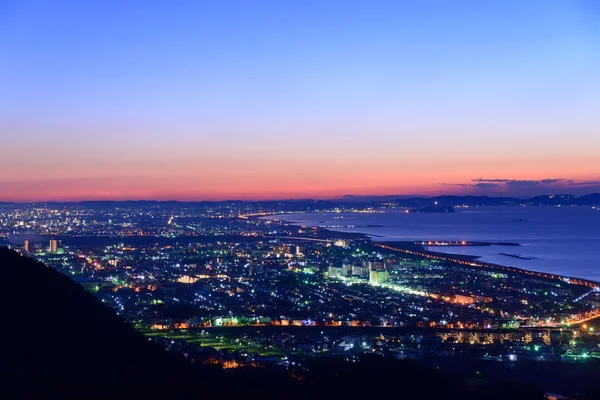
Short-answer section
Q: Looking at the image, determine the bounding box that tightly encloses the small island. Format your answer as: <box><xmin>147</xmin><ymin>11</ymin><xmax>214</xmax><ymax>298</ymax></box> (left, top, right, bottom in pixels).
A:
<box><xmin>500</xmin><ymin>253</ymin><xmax>534</xmax><ymax>260</ymax></box>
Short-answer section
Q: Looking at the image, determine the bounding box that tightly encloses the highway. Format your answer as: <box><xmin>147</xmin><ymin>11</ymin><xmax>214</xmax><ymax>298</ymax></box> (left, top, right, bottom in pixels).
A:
<box><xmin>376</xmin><ymin>243</ymin><xmax>600</xmax><ymax>328</ymax></box>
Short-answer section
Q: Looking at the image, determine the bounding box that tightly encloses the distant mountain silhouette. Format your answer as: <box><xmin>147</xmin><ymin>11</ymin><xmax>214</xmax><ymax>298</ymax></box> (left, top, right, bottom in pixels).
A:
<box><xmin>392</xmin><ymin>194</ymin><xmax>600</xmax><ymax>207</ymax></box>
<box><xmin>570</xmin><ymin>193</ymin><xmax>600</xmax><ymax>203</ymax></box>
<box><xmin>337</xmin><ymin>193</ymin><xmax>600</xmax><ymax>205</ymax></box>
<box><xmin>2</xmin><ymin>193</ymin><xmax>599</xmax><ymax>210</ymax></box>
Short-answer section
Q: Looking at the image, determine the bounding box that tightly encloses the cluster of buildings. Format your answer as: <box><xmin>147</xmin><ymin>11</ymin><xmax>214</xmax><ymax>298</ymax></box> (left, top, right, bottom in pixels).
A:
<box><xmin>1</xmin><ymin>202</ymin><xmax>599</xmax><ymax>371</ymax></box>
<box><xmin>22</xmin><ymin>238</ymin><xmax>61</xmax><ymax>254</ymax></box>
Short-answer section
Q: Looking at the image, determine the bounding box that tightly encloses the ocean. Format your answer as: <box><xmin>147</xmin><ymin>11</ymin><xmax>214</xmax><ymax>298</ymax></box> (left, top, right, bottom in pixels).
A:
<box><xmin>265</xmin><ymin>207</ymin><xmax>600</xmax><ymax>281</ymax></box>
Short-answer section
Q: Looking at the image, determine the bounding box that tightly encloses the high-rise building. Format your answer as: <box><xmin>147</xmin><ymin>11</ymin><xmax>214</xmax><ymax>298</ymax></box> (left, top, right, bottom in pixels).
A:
<box><xmin>368</xmin><ymin>261</ymin><xmax>387</xmax><ymax>271</ymax></box>
<box><xmin>273</xmin><ymin>245</ymin><xmax>291</xmax><ymax>257</ymax></box>
<box><xmin>49</xmin><ymin>239</ymin><xmax>58</xmax><ymax>253</ymax></box>
<box><xmin>23</xmin><ymin>240</ymin><xmax>31</xmax><ymax>253</ymax></box>
<box><xmin>107</xmin><ymin>259</ymin><xmax>119</xmax><ymax>267</ymax></box>
<box><xmin>328</xmin><ymin>265</ymin><xmax>347</xmax><ymax>278</ymax></box>
<box><xmin>369</xmin><ymin>269</ymin><xmax>389</xmax><ymax>285</ymax></box>
<box><xmin>369</xmin><ymin>261</ymin><xmax>389</xmax><ymax>285</ymax></box>
<box><xmin>352</xmin><ymin>265</ymin><xmax>368</xmax><ymax>277</ymax></box>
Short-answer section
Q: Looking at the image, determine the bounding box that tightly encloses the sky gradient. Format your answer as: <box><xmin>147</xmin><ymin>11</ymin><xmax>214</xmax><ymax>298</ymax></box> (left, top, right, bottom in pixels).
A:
<box><xmin>1</xmin><ymin>0</ymin><xmax>599</xmax><ymax>201</ymax></box>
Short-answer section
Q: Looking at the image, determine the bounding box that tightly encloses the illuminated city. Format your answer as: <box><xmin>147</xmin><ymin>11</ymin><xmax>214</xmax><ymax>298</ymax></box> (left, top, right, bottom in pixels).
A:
<box><xmin>3</xmin><ymin>200</ymin><xmax>600</xmax><ymax>370</ymax></box>
<box><xmin>2</xmin><ymin>0</ymin><xmax>600</xmax><ymax>398</ymax></box>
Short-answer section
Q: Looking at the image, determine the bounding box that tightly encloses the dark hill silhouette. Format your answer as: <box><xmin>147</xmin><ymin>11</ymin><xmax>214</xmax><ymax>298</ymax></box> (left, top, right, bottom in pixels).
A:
<box><xmin>0</xmin><ymin>247</ymin><xmax>206</xmax><ymax>398</ymax></box>
<box><xmin>0</xmin><ymin>247</ymin><xmax>552</xmax><ymax>399</ymax></box>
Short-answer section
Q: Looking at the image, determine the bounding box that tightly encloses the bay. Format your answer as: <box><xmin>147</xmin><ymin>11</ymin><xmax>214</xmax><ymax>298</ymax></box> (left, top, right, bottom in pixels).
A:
<box><xmin>266</xmin><ymin>207</ymin><xmax>600</xmax><ymax>281</ymax></box>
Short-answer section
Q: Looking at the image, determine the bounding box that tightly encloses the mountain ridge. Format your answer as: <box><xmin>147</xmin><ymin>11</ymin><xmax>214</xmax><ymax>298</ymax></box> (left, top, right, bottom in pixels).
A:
<box><xmin>1</xmin><ymin>193</ymin><xmax>599</xmax><ymax>207</ymax></box>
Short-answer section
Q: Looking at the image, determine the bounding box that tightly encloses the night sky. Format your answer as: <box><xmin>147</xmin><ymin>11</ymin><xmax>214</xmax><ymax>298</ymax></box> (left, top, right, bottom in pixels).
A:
<box><xmin>1</xmin><ymin>0</ymin><xmax>599</xmax><ymax>201</ymax></box>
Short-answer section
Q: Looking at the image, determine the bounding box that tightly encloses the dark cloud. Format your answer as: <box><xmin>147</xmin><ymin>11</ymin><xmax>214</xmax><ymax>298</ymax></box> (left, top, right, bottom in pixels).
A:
<box><xmin>505</xmin><ymin>180</ymin><xmax>544</xmax><ymax>189</ymax></box>
<box><xmin>473</xmin><ymin>178</ymin><xmax>565</xmax><ymax>185</ymax></box>
<box><xmin>443</xmin><ymin>178</ymin><xmax>600</xmax><ymax>196</ymax></box>
<box><xmin>540</xmin><ymin>179</ymin><xmax>563</xmax><ymax>184</ymax></box>
<box><xmin>473</xmin><ymin>182</ymin><xmax>502</xmax><ymax>189</ymax></box>
<box><xmin>472</xmin><ymin>178</ymin><xmax>510</xmax><ymax>182</ymax></box>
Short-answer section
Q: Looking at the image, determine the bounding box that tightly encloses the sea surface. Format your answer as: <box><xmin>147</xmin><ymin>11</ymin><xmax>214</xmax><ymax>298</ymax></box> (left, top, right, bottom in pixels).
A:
<box><xmin>265</xmin><ymin>207</ymin><xmax>600</xmax><ymax>281</ymax></box>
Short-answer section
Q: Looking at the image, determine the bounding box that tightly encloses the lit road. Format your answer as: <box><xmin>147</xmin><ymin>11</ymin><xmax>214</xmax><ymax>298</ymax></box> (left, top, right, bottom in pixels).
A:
<box><xmin>376</xmin><ymin>243</ymin><xmax>600</xmax><ymax>328</ymax></box>
<box><xmin>270</xmin><ymin>236</ymin><xmax>331</xmax><ymax>243</ymax></box>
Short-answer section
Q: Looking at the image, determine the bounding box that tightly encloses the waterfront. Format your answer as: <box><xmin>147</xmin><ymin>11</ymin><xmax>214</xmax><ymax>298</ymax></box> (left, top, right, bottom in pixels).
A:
<box><xmin>264</xmin><ymin>207</ymin><xmax>600</xmax><ymax>281</ymax></box>
<box><xmin>6</xmin><ymin>201</ymin><xmax>600</xmax><ymax>398</ymax></box>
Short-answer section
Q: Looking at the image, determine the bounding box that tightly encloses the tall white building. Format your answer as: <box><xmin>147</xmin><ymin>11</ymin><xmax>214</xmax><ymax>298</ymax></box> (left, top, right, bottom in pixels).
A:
<box><xmin>369</xmin><ymin>269</ymin><xmax>389</xmax><ymax>285</ymax></box>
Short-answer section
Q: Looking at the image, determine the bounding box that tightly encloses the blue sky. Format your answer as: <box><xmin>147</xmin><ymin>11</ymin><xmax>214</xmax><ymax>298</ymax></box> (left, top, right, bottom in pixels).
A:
<box><xmin>1</xmin><ymin>0</ymin><xmax>599</xmax><ymax>200</ymax></box>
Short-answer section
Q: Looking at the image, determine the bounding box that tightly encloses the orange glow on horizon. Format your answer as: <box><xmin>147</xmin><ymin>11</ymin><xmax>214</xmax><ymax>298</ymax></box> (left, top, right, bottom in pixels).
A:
<box><xmin>1</xmin><ymin>150</ymin><xmax>599</xmax><ymax>202</ymax></box>
<box><xmin>1</xmin><ymin>174</ymin><xmax>599</xmax><ymax>202</ymax></box>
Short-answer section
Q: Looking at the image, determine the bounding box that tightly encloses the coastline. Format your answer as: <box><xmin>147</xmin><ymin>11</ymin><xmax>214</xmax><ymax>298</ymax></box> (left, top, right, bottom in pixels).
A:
<box><xmin>259</xmin><ymin>212</ymin><xmax>600</xmax><ymax>286</ymax></box>
<box><xmin>376</xmin><ymin>241</ymin><xmax>600</xmax><ymax>288</ymax></box>
<box><xmin>255</xmin><ymin>213</ymin><xmax>376</xmax><ymax>241</ymax></box>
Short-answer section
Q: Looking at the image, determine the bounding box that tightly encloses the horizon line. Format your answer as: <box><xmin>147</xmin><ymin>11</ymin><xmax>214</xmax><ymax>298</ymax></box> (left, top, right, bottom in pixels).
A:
<box><xmin>1</xmin><ymin>191</ymin><xmax>599</xmax><ymax>204</ymax></box>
